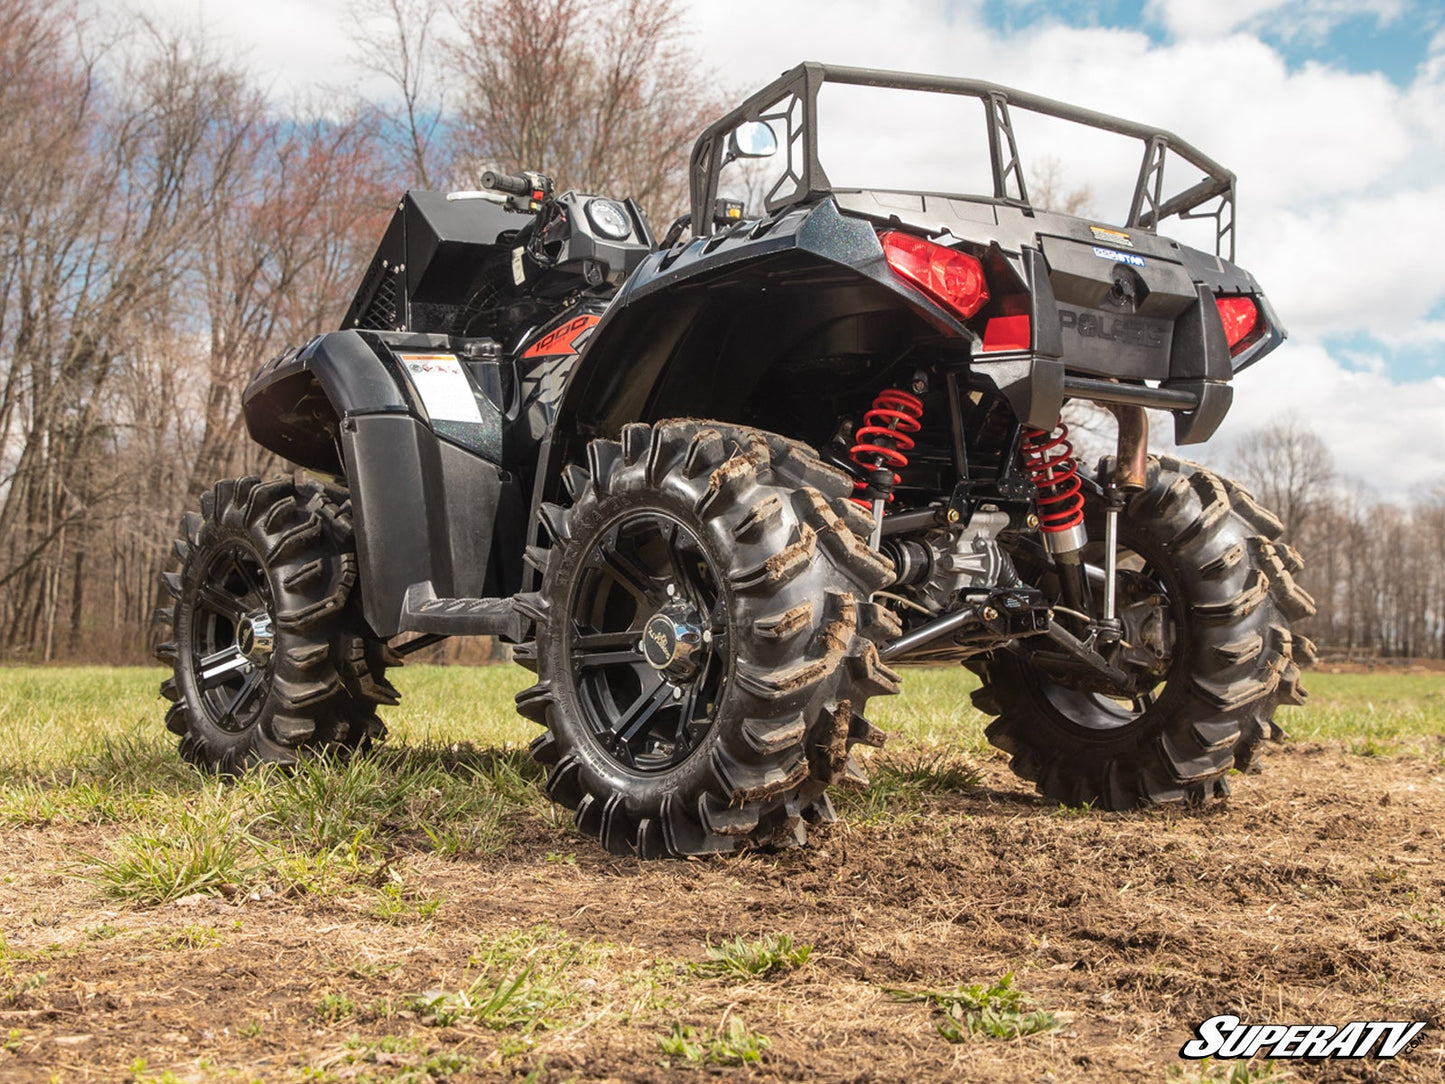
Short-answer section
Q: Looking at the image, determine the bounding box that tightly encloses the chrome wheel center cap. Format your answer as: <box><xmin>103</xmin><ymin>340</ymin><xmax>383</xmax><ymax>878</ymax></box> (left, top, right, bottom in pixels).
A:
<box><xmin>641</xmin><ymin>611</ymin><xmax>702</xmax><ymax>680</ymax></box>
<box><xmin>236</xmin><ymin>612</ymin><xmax>275</xmax><ymax>664</ymax></box>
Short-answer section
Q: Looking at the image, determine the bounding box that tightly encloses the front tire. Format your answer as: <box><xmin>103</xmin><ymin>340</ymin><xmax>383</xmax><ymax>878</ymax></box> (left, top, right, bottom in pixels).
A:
<box><xmin>515</xmin><ymin>422</ymin><xmax>902</xmax><ymax>857</ymax></box>
<box><xmin>156</xmin><ymin>477</ymin><xmax>398</xmax><ymax>774</ymax></box>
<box><xmin>976</xmin><ymin>457</ymin><xmax>1315</xmax><ymax>809</ymax></box>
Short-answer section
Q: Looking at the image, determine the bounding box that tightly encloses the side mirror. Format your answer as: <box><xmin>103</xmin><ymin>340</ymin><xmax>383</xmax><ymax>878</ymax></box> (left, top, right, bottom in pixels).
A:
<box><xmin>725</xmin><ymin>121</ymin><xmax>778</xmax><ymax>161</ymax></box>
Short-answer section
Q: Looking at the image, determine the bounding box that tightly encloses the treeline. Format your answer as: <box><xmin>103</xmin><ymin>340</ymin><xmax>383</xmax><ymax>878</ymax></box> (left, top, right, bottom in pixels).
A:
<box><xmin>1231</xmin><ymin>419</ymin><xmax>1445</xmax><ymax>659</ymax></box>
<box><xmin>0</xmin><ymin>0</ymin><xmax>715</xmax><ymax>663</ymax></box>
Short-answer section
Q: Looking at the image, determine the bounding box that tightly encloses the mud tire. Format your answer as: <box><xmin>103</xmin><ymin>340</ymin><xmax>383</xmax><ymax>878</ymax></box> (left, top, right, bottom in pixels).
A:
<box><xmin>156</xmin><ymin>477</ymin><xmax>398</xmax><ymax>774</ymax></box>
<box><xmin>514</xmin><ymin>421</ymin><xmax>901</xmax><ymax>857</ymax></box>
<box><xmin>976</xmin><ymin>457</ymin><xmax>1315</xmax><ymax>809</ymax></box>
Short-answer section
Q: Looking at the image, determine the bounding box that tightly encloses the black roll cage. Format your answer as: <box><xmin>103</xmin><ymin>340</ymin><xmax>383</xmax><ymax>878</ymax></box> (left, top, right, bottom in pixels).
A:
<box><xmin>689</xmin><ymin>62</ymin><xmax>1239</xmax><ymax>260</ymax></box>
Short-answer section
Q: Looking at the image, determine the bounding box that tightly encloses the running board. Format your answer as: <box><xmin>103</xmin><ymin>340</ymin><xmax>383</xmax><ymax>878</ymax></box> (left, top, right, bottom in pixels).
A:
<box><xmin>398</xmin><ymin>583</ymin><xmax>525</xmax><ymax>639</ymax></box>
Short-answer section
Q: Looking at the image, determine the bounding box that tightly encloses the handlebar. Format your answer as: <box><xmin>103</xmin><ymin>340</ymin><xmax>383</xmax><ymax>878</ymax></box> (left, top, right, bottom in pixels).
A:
<box><xmin>482</xmin><ymin>171</ymin><xmax>532</xmax><ymax>196</ymax></box>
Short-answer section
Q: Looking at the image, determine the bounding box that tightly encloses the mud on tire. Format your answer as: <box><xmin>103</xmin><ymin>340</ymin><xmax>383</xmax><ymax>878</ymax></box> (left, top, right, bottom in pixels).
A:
<box><xmin>156</xmin><ymin>476</ymin><xmax>398</xmax><ymax>774</ymax></box>
<box><xmin>514</xmin><ymin>421</ymin><xmax>903</xmax><ymax>857</ymax></box>
<box><xmin>975</xmin><ymin>456</ymin><xmax>1316</xmax><ymax>809</ymax></box>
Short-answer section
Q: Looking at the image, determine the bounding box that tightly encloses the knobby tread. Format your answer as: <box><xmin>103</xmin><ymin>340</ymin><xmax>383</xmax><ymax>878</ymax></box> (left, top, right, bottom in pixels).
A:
<box><xmin>157</xmin><ymin>475</ymin><xmax>397</xmax><ymax>774</ymax></box>
<box><xmin>523</xmin><ymin>420</ymin><xmax>899</xmax><ymax>857</ymax></box>
<box><xmin>974</xmin><ymin>457</ymin><xmax>1311</xmax><ymax>810</ymax></box>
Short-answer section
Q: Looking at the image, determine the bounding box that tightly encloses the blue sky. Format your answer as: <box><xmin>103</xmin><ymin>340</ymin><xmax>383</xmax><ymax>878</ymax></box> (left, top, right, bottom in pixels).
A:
<box><xmin>979</xmin><ymin>0</ymin><xmax>1440</xmax><ymax>86</ymax></box>
<box><xmin>116</xmin><ymin>0</ymin><xmax>1445</xmax><ymax>495</ymax></box>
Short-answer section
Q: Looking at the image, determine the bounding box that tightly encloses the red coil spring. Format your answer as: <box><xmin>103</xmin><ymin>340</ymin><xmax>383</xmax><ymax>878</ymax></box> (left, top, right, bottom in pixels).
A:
<box><xmin>849</xmin><ymin>388</ymin><xmax>924</xmax><ymax>510</ymax></box>
<box><xmin>1020</xmin><ymin>424</ymin><xmax>1085</xmax><ymax>532</ymax></box>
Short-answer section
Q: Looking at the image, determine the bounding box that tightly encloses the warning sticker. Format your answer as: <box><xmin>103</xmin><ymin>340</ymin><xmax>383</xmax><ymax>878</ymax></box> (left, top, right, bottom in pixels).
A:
<box><xmin>397</xmin><ymin>353</ymin><xmax>483</xmax><ymax>424</ymax></box>
<box><xmin>1089</xmin><ymin>225</ymin><xmax>1134</xmax><ymax>247</ymax></box>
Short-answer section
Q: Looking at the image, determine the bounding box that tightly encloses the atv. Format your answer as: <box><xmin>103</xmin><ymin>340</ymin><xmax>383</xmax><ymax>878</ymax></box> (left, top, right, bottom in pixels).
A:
<box><xmin>157</xmin><ymin>63</ymin><xmax>1315</xmax><ymax>857</ymax></box>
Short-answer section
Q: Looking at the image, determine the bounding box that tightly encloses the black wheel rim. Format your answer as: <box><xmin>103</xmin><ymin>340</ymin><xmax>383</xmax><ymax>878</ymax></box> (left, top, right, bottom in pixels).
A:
<box><xmin>568</xmin><ymin>511</ymin><xmax>730</xmax><ymax>774</ymax></box>
<box><xmin>189</xmin><ymin>544</ymin><xmax>275</xmax><ymax>734</ymax></box>
<box><xmin>1041</xmin><ymin>544</ymin><xmax>1182</xmax><ymax>733</ymax></box>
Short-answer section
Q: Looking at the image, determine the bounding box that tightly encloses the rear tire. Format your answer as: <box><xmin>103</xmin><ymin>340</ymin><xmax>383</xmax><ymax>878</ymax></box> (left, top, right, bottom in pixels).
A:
<box><xmin>156</xmin><ymin>476</ymin><xmax>398</xmax><ymax>774</ymax></box>
<box><xmin>975</xmin><ymin>457</ymin><xmax>1315</xmax><ymax>809</ymax></box>
<box><xmin>514</xmin><ymin>421</ymin><xmax>902</xmax><ymax>857</ymax></box>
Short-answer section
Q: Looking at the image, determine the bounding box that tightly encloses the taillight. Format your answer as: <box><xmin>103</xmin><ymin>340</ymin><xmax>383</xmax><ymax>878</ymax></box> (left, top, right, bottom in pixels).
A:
<box><xmin>982</xmin><ymin>314</ymin><xmax>1030</xmax><ymax>352</ymax></box>
<box><xmin>880</xmin><ymin>231</ymin><xmax>989</xmax><ymax>318</ymax></box>
<box><xmin>1215</xmin><ymin>295</ymin><xmax>1260</xmax><ymax>353</ymax></box>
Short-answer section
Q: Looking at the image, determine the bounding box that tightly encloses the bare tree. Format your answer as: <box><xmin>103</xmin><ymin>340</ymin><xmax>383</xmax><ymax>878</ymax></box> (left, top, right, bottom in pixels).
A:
<box><xmin>1027</xmin><ymin>155</ymin><xmax>1094</xmax><ymax>217</ymax></box>
<box><xmin>352</xmin><ymin>0</ymin><xmax>447</xmax><ymax>186</ymax></box>
<box><xmin>443</xmin><ymin>0</ymin><xmax>721</xmax><ymax>219</ymax></box>
<box><xmin>1230</xmin><ymin>415</ymin><xmax>1334</xmax><ymax>544</ymax></box>
<box><xmin>0</xmin><ymin>7</ymin><xmax>230</xmax><ymax>658</ymax></box>
<box><xmin>0</xmin><ymin>4</ymin><xmax>392</xmax><ymax>660</ymax></box>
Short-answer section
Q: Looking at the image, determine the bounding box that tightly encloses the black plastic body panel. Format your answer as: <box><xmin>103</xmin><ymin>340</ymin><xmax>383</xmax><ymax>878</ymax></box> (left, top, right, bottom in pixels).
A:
<box><xmin>527</xmin><ymin>200</ymin><xmax>969</xmax><ymax>529</ymax></box>
<box><xmin>245</xmin><ymin>327</ymin><xmax>527</xmax><ymax>637</ymax></box>
<box><xmin>244</xmin><ymin>330</ymin><xmax>414</xmax><ymax>475</ymax></box>
<box><xmin>345</xmin><ymin>191</ymin><xmax>533</xmax><ymax>334</ymax></box>
<box><xmin>341</xmin><ymin>413</ymin><xmax>502</xmax><ymax>637</ymax></box>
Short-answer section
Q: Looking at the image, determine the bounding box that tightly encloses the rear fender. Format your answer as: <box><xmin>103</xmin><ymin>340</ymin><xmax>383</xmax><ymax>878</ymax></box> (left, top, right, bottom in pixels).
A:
<box><xmin>546</xmin><ymin>208</ymin><xmax>923</xmax><ymax>456</ymax></box>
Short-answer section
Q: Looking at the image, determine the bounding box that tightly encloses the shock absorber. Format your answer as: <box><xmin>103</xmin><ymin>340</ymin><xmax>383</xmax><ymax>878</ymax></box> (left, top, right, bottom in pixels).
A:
<box><xmin>1020</xmin><ymin>424</ymin><xmax>1091</xmax><ymax>610</ymax></box>
<box><xmin>849</xmin><ymin>388</ymin><xmax>924</xmax><ymax>548</ymax></box>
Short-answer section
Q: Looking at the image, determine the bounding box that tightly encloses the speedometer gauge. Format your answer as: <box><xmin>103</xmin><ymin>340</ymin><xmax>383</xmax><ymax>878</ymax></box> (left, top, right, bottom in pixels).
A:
<box><xmin>585</xmin><ymin>198</ymin><xmax>632</xmax><ymax>240</ymax></box>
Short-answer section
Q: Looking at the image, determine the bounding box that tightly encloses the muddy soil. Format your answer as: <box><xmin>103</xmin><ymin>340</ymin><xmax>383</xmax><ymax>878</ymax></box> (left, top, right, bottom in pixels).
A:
<box><xmin>1</xmin><ymin>742</ymin><xmax>1441</xmax><ymax>1083</ymax></box>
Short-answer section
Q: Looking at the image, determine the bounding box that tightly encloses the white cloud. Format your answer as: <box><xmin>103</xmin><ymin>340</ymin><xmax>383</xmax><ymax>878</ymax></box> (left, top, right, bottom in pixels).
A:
<box><xmin>1377</xmin><ymin>320</ymin><xmax>1445</xmax><ymax>350</ymax></box>
<box><xmin>1250</xmin><ymin>185</ymin><xmax>1445</xmax><ymax>337</ymax></box>
<box><xmin>107</xmin><ymin>0</ymin><xmax>384</xmax><ymax>102</ymax></box>
<box><xmin>1144</xmin><ymin>0</ymin><xmax>1409</xmax><ymax>43</ymax></box>
<box><xmin>1144</xmin><ymin>0</ymin><xmax>1297</xmax><ymax>41</ymax></box>
<box><xmin>1200</xmin><ymin>340</ymin><xmax>1445</xmax><ymax>498</ymax></box>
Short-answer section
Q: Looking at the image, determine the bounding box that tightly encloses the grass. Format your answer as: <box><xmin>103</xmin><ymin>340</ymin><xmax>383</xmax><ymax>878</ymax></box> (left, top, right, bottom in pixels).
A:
<box><xmin>2</xmin><ymin>664</ymin><xmax>1440</xmax><ymax>791</ymax></box>
<box><xmin>0</xmin><ymin>662</ymin><xmax>1439</xmax><ymax>1079</ymax></box>
<box><xmin>891</xmin><ymin>971</ymin><xmax>1058</xmax><ymax>1042</ymax></box>
<box><xmin>407</xmin><ymin>924</ymin><xmax>590</xmax><ymax>1032</ymax></box>
<box><xmin>694</xmin><ymin>934</ymin><xmax>812</xmax><ymax>978</ymax></box>
<box><xmin>1172</xmin><ymin>1059</ymin><xmax>1289</xmax><ymax>1083</ymax></box>
<box><xmin>658</xmin><ymin>1017</ymin><xmax>772</xmax><ymax>1067</ymax></box>
<box><xmin>836</xmin><ymin>744</ymin><xmax>984</xmax><ymax>823</ymax></box>
<box><xmin>339</xmin><ymin>1035</ymin><xmax>471</xmax><ymax>1080</ymax></box>
<box><xmin>0</xmin><ymin>662</ymin><xmax>1435</xmax><ymax>907</ymax></box>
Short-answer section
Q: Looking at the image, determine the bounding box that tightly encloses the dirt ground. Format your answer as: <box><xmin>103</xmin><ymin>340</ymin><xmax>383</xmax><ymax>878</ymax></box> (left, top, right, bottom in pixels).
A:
<box><xmin>1</xmin><ymin>740</ymin><xmax>1441</xmax><ymax>1083</ymax></box>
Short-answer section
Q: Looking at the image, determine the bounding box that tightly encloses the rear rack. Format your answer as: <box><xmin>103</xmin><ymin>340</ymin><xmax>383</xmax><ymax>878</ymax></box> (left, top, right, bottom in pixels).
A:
<box><xmin>690</xmin><ymin>62</ymin><xmax>1237</xmax><ymax>260</ymax></box>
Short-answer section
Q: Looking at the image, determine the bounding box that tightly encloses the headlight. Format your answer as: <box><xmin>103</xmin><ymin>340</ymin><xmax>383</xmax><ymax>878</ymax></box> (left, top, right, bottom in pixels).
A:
<box><xmin>585</xmin><ymin>198</ymin><xmax>632</xmax><ymax>240</ymax></box>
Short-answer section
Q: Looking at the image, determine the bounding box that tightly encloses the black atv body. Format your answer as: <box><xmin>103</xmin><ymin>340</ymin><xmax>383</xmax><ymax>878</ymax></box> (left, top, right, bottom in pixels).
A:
<box><xmin>239</xmin><ymin>186</ymin><xmax>653</xmax><ymax>643</ymax></box>
<box><xmin>158</xmin><ymin>63</ymin><xmax>1313</xmax><ymax>854</ymax></box>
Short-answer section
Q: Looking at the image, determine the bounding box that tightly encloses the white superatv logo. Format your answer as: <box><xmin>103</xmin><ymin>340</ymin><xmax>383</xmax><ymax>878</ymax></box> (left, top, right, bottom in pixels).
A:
<box><xmin>1181</xmin><ymin>1015</ymin><xmax>1426</xmax><ymax>1059</ymax></box>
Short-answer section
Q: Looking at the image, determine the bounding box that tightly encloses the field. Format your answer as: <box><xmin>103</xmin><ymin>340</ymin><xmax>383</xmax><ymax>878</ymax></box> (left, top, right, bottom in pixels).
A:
<box><xmin>0</xmin><ymin>664</ymin><xmax>1441</xmax><ymax>1083</ymax></box>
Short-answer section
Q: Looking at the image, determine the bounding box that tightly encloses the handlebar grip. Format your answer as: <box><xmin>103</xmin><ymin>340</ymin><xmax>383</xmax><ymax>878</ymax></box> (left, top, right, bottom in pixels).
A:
<box><xmin>482</xmin><ymin>171</ymin><xmax>531</xmax><ymax>196</ymax></box>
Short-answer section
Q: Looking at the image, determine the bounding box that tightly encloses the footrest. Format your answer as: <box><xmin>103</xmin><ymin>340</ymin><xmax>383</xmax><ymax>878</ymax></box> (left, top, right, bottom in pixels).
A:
<box><xmin>399</xmin><ymin>584</ymin><xmax>525</xmax><ymax>638</ymax></box>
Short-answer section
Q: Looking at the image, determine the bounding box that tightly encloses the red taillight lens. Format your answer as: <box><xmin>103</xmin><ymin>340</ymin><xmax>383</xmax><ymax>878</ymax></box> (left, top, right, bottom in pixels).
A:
<box><xmin>1215</xmin><ymin>295</ymin><xmax>1259</xmax><ymax>352</ymax></box>
<box><xmin>880</xmin><ymin>231</ymin><xmax>989</xmax><ymax>318</ymax></box>
<box><xmin>982</xmin><ymin>314</ymin><xmax>1031</xmax><ymax>352</ymax></box>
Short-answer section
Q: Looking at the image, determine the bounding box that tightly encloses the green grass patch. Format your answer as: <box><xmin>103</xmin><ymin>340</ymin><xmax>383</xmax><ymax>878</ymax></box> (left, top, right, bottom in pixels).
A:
<box><xmin>163</xmin><ymin>925</ymin><xmax>221</xmax><ymax>950</ymax></box>
<box><xmin>1283</xmin><ymin>671</ymin><xmax>1445</xmax><ymax>754</ymax></box>
<box><xmin>370</xmin><ymin>880</ymin><xmax>443</xmax><ymax>925</ymax></box>
<box><xmin>408</xmin><ymin>924</ymin><xmax>591</xmax><ymax>1032</ymax></box>
<box><xmin>312</xmin><ymin>991</ymin><xmax>358</xmax><ymax>1023</ymax></box>
<box><xmin>83</xmin><ymin>789</ymin><xmax>266</xmax><ymax>904</ymax></box>
<box><xmin>836</xmin><ymin>744</ymin><xmax>983</xmax><ymax>823</ymax></box>
<box><xmin>1171</xmin><ymin>1058</ymin><xmax>1288</xmax><ymax>1083</ymax></box>
<box><xmin>338</xmin><ymin>1034</ymin><xmax>471</xmax><ymax>1080</ymax></box>
<box><xmin>658</xmin><ymin>1017</ymin><xmax>772</xmax><ymax>1067</ymax></box>
<box><xmin>2</xmin><ymin>663</ymin><xmax>1442</xmax><ymax>912</ymax></box>
<box><xmin>891</xmin><ymin>971</ymin><xmax>1058</xmax><ymax>1042</ymax></box>
<box><xmin>865</xmin><ymin>667</ymin><xmax>993</xmax><ymax>750</ymax></box>
<box><xmin>694</xmin><ymin>934</ymin><xmax>812</xmax><ymax>979</ymax></box>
